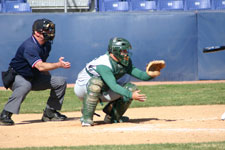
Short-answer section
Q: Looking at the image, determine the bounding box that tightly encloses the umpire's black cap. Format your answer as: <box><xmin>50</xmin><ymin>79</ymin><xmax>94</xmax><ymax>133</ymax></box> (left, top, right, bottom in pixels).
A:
<box><xmin>32</xmin><ymin>18</ymin><xmax>54</xmax><ymax>33</ymax></box>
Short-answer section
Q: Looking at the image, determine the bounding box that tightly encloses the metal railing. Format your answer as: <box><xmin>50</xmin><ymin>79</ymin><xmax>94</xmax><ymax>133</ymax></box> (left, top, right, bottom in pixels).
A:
<box><xmin>26</xmin><ymin>0</ymin><xmax>91</xmax><ymax>12</ymax></box>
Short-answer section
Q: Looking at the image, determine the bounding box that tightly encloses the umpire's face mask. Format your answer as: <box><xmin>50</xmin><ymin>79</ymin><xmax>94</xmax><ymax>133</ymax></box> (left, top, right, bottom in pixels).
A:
<box><xmin>42</xmin><ymin>23</ymin><xmax>55</xmax><ymax>42</ymax></box>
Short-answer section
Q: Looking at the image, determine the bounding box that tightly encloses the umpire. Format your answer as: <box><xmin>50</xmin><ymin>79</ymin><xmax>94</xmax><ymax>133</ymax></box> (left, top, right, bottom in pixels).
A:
<box><xmin>0</xmin><ymin>18</ymin><xmax>71</xmax><ymax>125</ymax></box>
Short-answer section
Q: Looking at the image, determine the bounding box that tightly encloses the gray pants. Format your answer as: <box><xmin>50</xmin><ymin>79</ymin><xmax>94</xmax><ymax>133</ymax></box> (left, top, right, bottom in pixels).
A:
<box><xmin>4</xmin><ymin>74</ymin><xmax>67</xmax><ymax>114</ymax></box>
<box><xmin>74</xmin><ymin>81</ymin><xmax>121</xmax><ymax>102</ymax></box>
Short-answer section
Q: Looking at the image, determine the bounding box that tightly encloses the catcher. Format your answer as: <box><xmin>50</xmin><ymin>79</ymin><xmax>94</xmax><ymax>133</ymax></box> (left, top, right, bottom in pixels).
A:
<box><xmin>74</xmin><ymin>37</ymin><xmax>165</xmax><ymax>126</ymax></box>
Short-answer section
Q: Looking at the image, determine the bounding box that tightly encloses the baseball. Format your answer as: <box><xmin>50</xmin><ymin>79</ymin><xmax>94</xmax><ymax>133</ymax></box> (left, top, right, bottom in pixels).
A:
<box><xmin>221</xmin><ymin>112</ymin><xmax>225</xmax><ymax>120</ymax></box>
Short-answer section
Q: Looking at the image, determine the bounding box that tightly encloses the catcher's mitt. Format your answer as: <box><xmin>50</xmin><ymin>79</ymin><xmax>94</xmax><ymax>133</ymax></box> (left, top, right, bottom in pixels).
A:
<box><xmin>146</xmin><ymin>60</ymin><xmax>166</xmax><ymax>78</ymax></box>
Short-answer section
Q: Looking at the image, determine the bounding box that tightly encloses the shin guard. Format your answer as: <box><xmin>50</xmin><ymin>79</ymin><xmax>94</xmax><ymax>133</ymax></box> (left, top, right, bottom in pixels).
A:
<box><xmin>103</xmin><ymin>82</ymin><xmax>138</xmax><ymax>123</ymax></box>
<box><xmin>81</xmin><ymin>77</ymin><xmax>104</xmax><ymax>126</ymax></box>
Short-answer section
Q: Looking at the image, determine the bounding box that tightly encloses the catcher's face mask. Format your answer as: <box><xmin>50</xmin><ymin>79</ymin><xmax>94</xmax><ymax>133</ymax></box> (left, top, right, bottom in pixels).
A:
<box><xmin>108</xmin><ymin>37</ymin><xmax>132</xmax><ymax>66</ymax></box>
<box><xmin>32</xmin><ymin>18</ymin><xmax>55</xmax><ymax>42</ymax></box>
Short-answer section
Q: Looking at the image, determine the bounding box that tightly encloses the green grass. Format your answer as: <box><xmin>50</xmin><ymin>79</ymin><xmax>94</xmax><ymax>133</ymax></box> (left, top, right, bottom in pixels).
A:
<box><xmin>1</xmin><ymin>83</ymin><xmax>225</xmax><ymax>150</ymax></box>
<box><xmin>1</xmin><ymin>83</ymin><xmax>225</xmax><ymax>113</ymax></box>
<box><xmin>0</xmin><ymin>141</ymin><xmax>225</xmax><ymax>150</ymax></box>
<box><xmin>133</xmin><ymin>83</ymin><xmax>225</xmax><ymax>107</ymax></box>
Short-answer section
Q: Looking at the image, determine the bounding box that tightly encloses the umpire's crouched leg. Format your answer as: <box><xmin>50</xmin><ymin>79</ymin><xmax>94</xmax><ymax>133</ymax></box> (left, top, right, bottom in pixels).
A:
<box><xmin>33</xmin><ymin>75</ymin><xmax>68</xmax><ymax>122</ymax></box>
<box><xmin>47</xmin><ymin>76</ymin><xmax>67</xmax><ymax>110</ymax></box>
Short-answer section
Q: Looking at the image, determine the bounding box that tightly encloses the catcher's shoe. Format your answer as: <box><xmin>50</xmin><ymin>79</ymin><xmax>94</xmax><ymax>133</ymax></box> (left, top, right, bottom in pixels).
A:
<box><xmin>104</xmin><ymin>115</ymin><xmax>112</xmax><ymax>123</ymax></box>
<box><xmin>104</xmin><ymin>115</ymin><xmax>129</xmax><ymax>123</ymax></box>
<box><xmin>221</xmin><ymin>112</ymin><xmax>225</xmax><ymax>121</ymax></box>
<box><xmin>41</xmin><ymin>108</ymin><xmax>67</xmax><ymax>122</ymax></box>
<box><xmin>118</xmin><ymin>116</ymin><xmax>129</xmax><ymax>123</ymax></box>
<box><xmin>0</xmin><ymin>110</ymin><xmax>14</xmax><ymax>126</ymax></box>
<box><xmin>80</xmin><ymin>117</ymin><xmax>94</xmax><ymax>127</ymax></box>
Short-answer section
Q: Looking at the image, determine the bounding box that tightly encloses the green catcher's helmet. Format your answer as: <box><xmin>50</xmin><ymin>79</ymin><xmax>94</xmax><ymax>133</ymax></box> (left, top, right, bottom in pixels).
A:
<box><xmin>108</xmin><ymin>37</ymin><xmax>132</xmax><ymax>66</ymax></box>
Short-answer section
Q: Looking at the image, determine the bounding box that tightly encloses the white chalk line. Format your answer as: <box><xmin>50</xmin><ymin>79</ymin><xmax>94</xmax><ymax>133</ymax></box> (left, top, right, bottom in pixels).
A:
<box><xmin>92</xmin><ymin>124</ymin><xmax>225</xmax><ymax>133</ymax></box>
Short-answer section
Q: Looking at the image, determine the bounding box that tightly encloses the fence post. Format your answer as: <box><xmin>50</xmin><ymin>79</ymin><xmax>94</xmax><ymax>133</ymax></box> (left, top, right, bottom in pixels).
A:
<box><xmin>64</xmin><ymin>0</ymin><xmax>67</xmax><ymax>13</ymax></box>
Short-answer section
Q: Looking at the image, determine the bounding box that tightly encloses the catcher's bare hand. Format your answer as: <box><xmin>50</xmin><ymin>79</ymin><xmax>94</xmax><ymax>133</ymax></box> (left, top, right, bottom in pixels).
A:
<box><xmin>132</xmin><ymin>90</ymin><xmax>146</xmax><ymax>102</ymax></box>
<box><xmin>146</xmin><ymin>60</ymin><xmax>165</xmax><ymax>78</ymax></box>
<box><xmin>58</xmin><ymin>57</ymin><xmax>71</xmax><ymax>69</ymax></box>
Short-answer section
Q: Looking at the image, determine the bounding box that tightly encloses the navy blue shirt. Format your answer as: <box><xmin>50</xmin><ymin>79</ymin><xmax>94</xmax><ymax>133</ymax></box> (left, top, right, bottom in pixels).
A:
<box><xmin>10</xmin><ymin>36</ymin><xmax>51</xmax><ymax>79</ymax></box>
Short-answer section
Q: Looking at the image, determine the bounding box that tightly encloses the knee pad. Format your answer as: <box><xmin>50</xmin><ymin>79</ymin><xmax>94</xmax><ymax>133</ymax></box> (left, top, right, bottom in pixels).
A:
<box><xmin>87</xmin><ymin>77</ymin><xmax>104</xmax><ymax>99</ymax></box>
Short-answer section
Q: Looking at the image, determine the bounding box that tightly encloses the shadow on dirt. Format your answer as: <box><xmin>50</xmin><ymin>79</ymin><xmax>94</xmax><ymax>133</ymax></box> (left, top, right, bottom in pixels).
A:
<box><xmin>129</xmin><ymin>118</ymin><xmax>176</xmax><ymax>123</ymax></box>
<box><xmin>15</xmin><ymin>117</ymin><xmax>80</xmax><ymax>125</ymax></box>
<box><xmin>94</xmin><ymin>117</ymin><xmax>176</xmax><ymax>126</ymax></box>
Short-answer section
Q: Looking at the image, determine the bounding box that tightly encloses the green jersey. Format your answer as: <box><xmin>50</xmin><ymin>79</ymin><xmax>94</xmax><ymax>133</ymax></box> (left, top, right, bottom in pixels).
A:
<box><xmin>76</xmin><ymin>53</ymin><xmax>152</xmax><ymax>99</ymax></box>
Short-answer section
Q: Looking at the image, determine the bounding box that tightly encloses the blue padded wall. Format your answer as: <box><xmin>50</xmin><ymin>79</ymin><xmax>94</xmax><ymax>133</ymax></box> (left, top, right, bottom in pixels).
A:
<box><xmin>198</xmin><ymin>12</ymin><xmax>225</xmax><ymax>80</ymax></box>
<box><xmin>0</xmin><ymin>12</ymin><xmax>199</xmax><ymax>86</ymax></box>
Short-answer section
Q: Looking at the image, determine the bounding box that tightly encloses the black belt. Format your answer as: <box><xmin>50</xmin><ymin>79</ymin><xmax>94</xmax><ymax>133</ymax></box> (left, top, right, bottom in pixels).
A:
<box><xmin>9</xmin><ymin>66</ymin><xmax>32</xmax><ymax>82</ymax></box>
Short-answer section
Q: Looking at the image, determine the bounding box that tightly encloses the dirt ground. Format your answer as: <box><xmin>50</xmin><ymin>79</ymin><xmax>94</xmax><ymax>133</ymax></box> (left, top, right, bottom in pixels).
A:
<box><xmin>0</xmin><ymin>105</ymin><xmax>225</xmax><ymax>148</ymax></box>
<box><xmin>0</xmin><ymin>81</ymin><xmax>225</xmax><ymax>148</ymax></box>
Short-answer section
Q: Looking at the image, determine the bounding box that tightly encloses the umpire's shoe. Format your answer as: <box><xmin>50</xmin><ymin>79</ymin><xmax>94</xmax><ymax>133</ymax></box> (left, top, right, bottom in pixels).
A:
<box><xmin>0</xmin><ymin>110</ymin><xmax>14</xmax><ymax>125</ymax></box>
<box><xmin>41</xmin><ymin>108</ymin><xmax>67</xmax><ymax>122</ymax></box>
